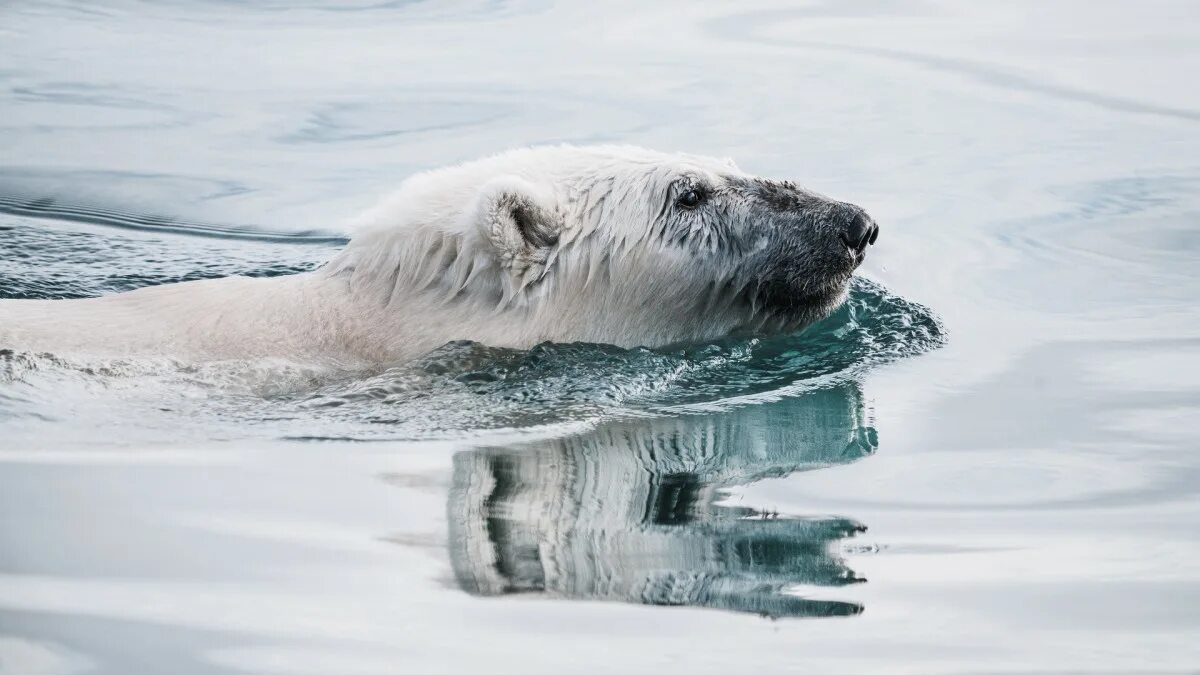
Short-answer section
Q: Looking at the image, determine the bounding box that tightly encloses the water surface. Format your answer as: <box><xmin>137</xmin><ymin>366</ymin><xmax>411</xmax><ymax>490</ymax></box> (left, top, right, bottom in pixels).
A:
<box><xmin>1</xmin><ymin>1</ymin><xmax>1198</xmax><ymax>674</ymax></box>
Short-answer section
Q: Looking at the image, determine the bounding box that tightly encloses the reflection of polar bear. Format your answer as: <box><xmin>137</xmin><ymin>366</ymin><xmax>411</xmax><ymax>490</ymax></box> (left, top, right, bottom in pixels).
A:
<box><xmin>0</xmin><ymin>146</ymin><xmax>878</xmax><ymax>365</ymax></box>
<box><xmin>447</xmin><ymin>384</ymin><xmax>874</xmax><ymax>618</ymax></box>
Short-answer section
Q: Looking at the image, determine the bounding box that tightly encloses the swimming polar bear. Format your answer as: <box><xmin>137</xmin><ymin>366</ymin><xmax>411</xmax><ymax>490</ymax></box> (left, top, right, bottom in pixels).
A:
<box><xmin>0</xmin><ymin>145</ymin><xmax>878</xmax><ymax>367</ymax></box>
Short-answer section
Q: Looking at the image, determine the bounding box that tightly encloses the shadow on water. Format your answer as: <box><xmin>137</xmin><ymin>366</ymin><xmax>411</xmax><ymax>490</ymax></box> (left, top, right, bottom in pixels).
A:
<box><xmin>446</xmin><ymin>382</ymin><xmax>874</xmax><ymax>619</ymax></box>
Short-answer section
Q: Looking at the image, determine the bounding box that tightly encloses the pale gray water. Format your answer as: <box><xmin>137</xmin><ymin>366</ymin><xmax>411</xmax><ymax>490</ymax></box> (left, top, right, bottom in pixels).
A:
<box><xmin>1</xmin><ymin>1</ymin><xmax>1199</xmax><ymax>674</ymax></box>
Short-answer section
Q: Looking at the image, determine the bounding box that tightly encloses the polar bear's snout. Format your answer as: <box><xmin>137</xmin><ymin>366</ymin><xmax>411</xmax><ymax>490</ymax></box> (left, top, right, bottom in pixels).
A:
<box><xmin>731</xmin><ymin>179</ymin><xmax>877</xmax><ymax>323</ymax></box>
<box><xmin>736</xmin><ymin>177</ymin><xmax>876</xmax><ymax>260</ymax></box>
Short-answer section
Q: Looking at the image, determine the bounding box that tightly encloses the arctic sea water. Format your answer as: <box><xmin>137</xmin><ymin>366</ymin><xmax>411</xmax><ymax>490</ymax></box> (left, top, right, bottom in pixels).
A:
<box><xmin>0</xmin><ymin>2</ymin><xmax>1198</xmax><ymax>673</ymax></box>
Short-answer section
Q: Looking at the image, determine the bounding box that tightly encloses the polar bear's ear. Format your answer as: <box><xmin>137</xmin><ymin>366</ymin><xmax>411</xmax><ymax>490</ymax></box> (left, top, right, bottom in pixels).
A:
<box><xmin>474</xmin><ymin>176</ymin><xmax>563</xmax><ymax>265</ymax></box>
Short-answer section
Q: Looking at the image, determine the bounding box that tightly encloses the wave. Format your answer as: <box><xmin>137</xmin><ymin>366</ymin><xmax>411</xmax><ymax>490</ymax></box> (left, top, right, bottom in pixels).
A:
<box><xmin>0</xmin><ymin>192</ymin><xmax>348</xmax><ymax>244</ymax></box>
<box><xmin>1</xmin><ymin>276</ymin><xmax>944</xmax><ymax>444</ymax></box>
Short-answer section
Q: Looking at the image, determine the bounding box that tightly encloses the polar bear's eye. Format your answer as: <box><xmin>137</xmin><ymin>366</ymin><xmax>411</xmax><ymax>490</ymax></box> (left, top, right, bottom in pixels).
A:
<box><xmin>677</xmin><ymin>189</ymin><xmax>704</xmax><ymax>209</ymax></box>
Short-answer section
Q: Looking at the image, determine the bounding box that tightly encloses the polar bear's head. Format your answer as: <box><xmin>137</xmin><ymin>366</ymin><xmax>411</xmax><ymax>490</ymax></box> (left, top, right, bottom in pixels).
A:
<box><xmin>332</xmin><ymin>145</ymin><xmax>878</xmax><ymax>351</ymax></box>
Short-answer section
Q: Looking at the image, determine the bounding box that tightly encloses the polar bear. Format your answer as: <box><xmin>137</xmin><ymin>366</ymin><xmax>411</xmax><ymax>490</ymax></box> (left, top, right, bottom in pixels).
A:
<box><xmin>0</xmin><ymin>145</ymin><xmax>878</xmax><ymax>367</ymax></box>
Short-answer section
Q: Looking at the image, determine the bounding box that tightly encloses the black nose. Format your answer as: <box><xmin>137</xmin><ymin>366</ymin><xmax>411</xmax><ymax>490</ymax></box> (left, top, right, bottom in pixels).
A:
<box><xmin>839</xmin><ymin>208</ymin><xmax>879</xmax><ymax>254</ymax></box>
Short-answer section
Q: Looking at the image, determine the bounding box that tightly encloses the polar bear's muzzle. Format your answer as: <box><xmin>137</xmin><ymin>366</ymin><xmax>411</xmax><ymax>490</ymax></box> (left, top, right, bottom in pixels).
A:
<box><xmin>736</xmin><ymin>179</ymin><xmax>879</xmax><ymax>321</ymax></box>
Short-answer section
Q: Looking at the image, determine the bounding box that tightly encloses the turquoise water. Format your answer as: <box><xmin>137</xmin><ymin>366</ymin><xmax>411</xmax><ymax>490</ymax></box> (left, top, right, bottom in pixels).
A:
<box><xmin>1</xmin><ymin>1</ymin><xmax>1198</xmax><ymax>673</ymax></box>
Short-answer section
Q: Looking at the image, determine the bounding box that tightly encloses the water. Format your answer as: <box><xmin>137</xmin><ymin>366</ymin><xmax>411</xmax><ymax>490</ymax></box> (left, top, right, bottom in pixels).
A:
<box><xmin>1</xmin><ymin>1</ymin><xmax>1197</xmax><ymax>673</ymax></box>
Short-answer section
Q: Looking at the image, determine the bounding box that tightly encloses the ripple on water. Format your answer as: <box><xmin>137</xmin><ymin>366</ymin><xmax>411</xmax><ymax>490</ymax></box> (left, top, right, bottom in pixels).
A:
<box><xmin>0</xmin><ymin>217</ymin><xmax>337</xmax><ymax>299</ymax></box>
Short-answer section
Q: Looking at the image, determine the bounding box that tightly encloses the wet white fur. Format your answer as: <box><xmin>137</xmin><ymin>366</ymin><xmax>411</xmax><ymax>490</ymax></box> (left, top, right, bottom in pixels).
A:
<box><xmin>0</xmin><ymin>145</ymin><xmax>779</xmax><ymax>367</ymax></box>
